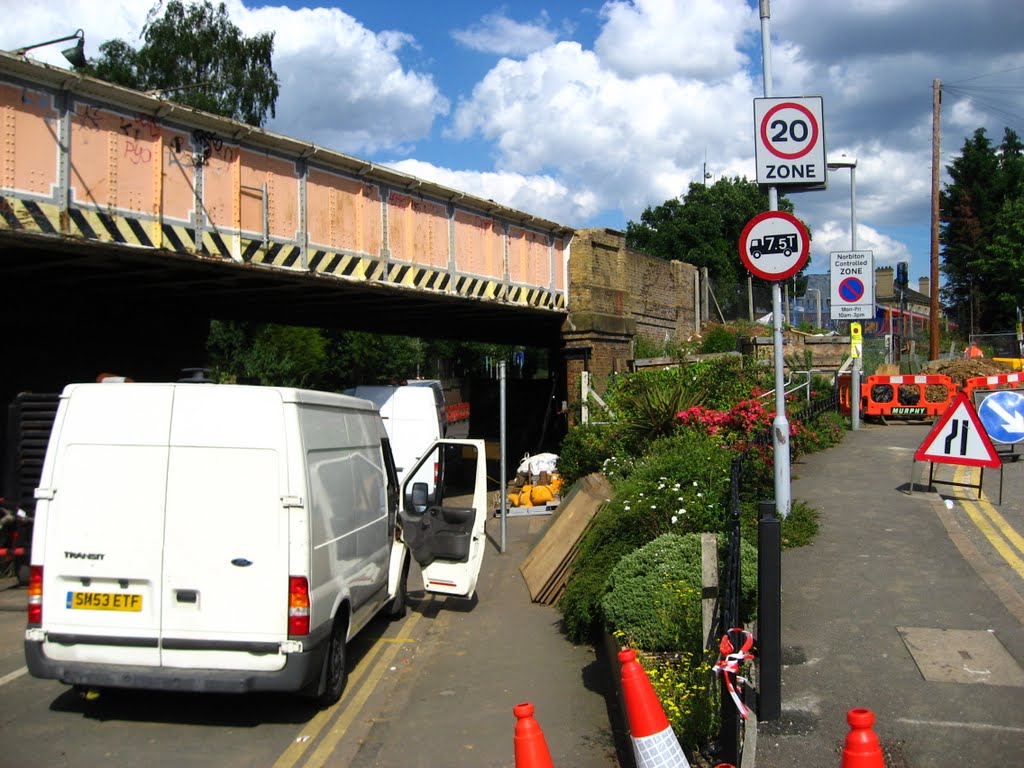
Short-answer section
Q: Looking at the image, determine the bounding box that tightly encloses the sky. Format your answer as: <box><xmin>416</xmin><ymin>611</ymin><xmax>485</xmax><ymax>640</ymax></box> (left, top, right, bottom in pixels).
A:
<box><xmin>2</xmin><ymin>0</ymin><xmax>1023</xmax><ymax>287</ymax></box>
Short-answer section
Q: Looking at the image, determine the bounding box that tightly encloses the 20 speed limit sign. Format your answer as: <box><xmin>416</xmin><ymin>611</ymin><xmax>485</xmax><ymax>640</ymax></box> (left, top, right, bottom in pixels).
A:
<box><xmin>754</xmin><ymin>97</ymin><xmax>826</xmax><ymax>186</ymax></box>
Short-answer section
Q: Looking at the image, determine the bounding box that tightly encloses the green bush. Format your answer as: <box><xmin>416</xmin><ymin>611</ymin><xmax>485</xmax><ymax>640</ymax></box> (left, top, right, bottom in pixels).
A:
<box><xmin>602</xmin><ymin>534</ymin><xmax>704</xmax><ymax>652</ymax></box>
<box><xmin>638</xmin><ymin>648</ymin><xmax>720</xmax><ymax>750</ymax></box>
<box><xmin>558</xmin><ymin>430</ymin><xmax>734</xmax><ymax>642</ymax></box>
<box><xmin>700</xmin><ymin>324</ymin><xmax>739</xmax><ymax>354</ymax></box>
<box><xmin>556</xmin><ymin>422</ymin><xmax>615</xmax><ymax>488</ymax></box>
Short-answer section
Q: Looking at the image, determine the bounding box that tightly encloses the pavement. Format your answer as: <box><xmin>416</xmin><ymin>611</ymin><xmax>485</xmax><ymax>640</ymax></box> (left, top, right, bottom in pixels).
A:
<box><xmin>757</xmin><ymin>422</ymin><xmax>1024</xmax><ymax>768</ymax></box>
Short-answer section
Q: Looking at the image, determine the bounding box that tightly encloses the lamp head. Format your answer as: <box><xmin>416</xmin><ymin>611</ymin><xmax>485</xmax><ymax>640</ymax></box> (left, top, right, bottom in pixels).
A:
<box><xmin>61</xmin><ymin>31</ymin><xmax>86</xmax><ymax>68</ymax></box>
<box><xmin>827</xmin><ymin>154</ymin><xmax>858</xmax><ymax>170</ymax></box>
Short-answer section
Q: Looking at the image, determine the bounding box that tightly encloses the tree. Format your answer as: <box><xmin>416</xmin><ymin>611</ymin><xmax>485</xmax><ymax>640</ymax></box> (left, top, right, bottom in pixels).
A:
<box><xmin>207</xmin><ymin>321</ymin><xmax>328</xmax><ymax>388</ymax></box>
<box><xmin>85</xmin><ymin>0</ymin><xmax>279</xmax><ymax>126</ymax></box>
<box><xmin>940</xmin><ymin>127</ymin><xmax>1024</xmax><ymax>333</ymax></box>
<box><xmin>625</xmin><ymin>177</ymin><xmax>800</xmax><ymax>317</ymax></box>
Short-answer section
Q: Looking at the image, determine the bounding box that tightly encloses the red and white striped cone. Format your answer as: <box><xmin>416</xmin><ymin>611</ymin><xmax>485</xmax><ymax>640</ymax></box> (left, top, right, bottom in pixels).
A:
<box><xmin>618</xmin><ymin>648</ymin><xmax>691</xmax><ymax>768</ymax></box>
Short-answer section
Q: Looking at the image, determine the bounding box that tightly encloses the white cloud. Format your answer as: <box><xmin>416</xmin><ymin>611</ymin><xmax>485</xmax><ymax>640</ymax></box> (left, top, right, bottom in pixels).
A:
<box><xmin>595</xmin><ymin>0</ymin><xmax>757</xmax><ymax>80</ymax></box>
<box><xmin>450</xmin><ymin>40</ymin><xmax>757</xmax><ymax>221</ymax></box>
<box><xmin>236</xmin><ymin>4</ymin><xmax>448</xmax><ymax>154</ymax></box>
<box><xmin>387</xmin><ymin>159</ymin><xmax>601</xmax><ymax>224</ymax></box>
<box><xmin>452</xmin><ymin>11</ymin><xmax>559</xmax><ymax>56</ymax></box>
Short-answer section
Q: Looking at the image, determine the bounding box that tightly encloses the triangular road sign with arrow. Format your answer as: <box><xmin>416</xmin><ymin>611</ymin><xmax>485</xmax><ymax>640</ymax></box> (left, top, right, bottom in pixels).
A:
<box><xmin>914</xmin><ymin>391</ymin><xmax>1000</xmax><ymax>468</ymax></box>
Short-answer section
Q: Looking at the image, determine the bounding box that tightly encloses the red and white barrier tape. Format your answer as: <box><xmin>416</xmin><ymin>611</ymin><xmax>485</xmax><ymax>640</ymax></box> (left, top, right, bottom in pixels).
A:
<box><xmin>713</xmin><ymin>628</ymin><xmax>755</xmax><ymax>719</ymax></box>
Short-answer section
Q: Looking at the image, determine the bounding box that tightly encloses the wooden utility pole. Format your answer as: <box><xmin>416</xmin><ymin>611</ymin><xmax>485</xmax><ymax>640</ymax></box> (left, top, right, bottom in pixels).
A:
<box><xmin>929</xmin><ymin>79</ymin><xmax>941</xmax><ymax>360</ymax></box>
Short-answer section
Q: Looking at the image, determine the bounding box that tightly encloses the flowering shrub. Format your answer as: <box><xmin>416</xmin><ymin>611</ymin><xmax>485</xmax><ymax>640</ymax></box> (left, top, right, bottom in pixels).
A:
<box><xmin>677</xmin><ymin>398</ymin><xmax>776</xmax><ymax>452</ymax></box>
<box><xmin>638</xmin><ymin>648</ymin><xmax>719</xmax><ymax>748</ymax></box>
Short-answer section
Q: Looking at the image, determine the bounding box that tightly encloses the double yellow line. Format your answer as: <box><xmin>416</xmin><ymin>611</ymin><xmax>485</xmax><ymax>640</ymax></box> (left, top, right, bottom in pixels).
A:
<box><xmin>952</xmin><ymin>464</ymin><xmax>1024</xmax><ymax>580</ymax></box>
<box><xmin>273</xmin><ymin>610</ymin><xmax>424</xmax><ymax>768</ymax></box>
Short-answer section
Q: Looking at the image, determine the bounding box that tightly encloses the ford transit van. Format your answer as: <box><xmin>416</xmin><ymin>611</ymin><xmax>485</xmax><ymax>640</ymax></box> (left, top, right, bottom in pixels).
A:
<box><xmin>25</xmin><ymin>382</ymin><xmax>488</xmax><ymax>703</ymax></box>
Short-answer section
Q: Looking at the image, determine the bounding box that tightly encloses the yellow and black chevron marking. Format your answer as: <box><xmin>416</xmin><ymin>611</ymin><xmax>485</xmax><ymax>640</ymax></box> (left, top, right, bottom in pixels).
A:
<box><xmin>161</xmin><ymin>223</ymin><xmax>196</xmax><ymax>253</ymax></box>
<box><xmin>67</xmin><ymin>208</ymin><xmax>156</xmax><ymax>248</ymax></box>
<box><xmin>0</xmin><ymin>196</ymin><xmax>62</xmax><ymax>235</ymax></box>
<box><xmin>249</xmin><ymin>244</ymin><xmax>301</xmax><ymax>272</ymax></box>
<box><xmin>507</xmin><ymin>285</ymin><xmax>561</xmax><ymax>309</ymax></box>
<box><xmin>386</xmin><ymin>263</ymin><xmax>451</xmax><ymax>293</ymax></box>
<box><xmin>202</xmin><ymin>229</ymin><xmax>233</xmax><ymax>260</ymax></box>
<box><xmin>455</xmin><ymin>276</ymin><xmax>504</xmax><ymax>301</ymax></box>
<box><xmin>307</xmin><ymin>249</ymin><xmax>383</xmax><ymax>282</ymax></box>
<box><xmin>239</xmin><ymin>238</ymin><xmax>303</xmax><ymax>269</ymax></box>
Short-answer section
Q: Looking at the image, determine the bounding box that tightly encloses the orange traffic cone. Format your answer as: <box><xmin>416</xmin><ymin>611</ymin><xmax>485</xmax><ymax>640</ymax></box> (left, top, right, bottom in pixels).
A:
<box><xmin>841</xmin><ymin>708</ymin><xmax>885</xmax><ymax>768</ymax></box>
<box><xmin>513</xmin><ymin>702</ymin><xmax>555</xmax><ymax>768</ymax></box>
<box><xmin>618</xmin><ymin>648</ymin><xmax>691</xmax><ymax>768</ymax></box>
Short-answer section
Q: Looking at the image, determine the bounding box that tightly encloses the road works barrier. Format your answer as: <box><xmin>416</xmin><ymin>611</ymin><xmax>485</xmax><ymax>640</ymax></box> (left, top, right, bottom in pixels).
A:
<box><xmin>962</xmin><ymin>370</ymin><xmax>1024</xmax><ymax>400</ymax></box>
<box><xmin>862</xmin><ymin>374</ymin><xmax>956</xmax><ymax>420</ymax></box>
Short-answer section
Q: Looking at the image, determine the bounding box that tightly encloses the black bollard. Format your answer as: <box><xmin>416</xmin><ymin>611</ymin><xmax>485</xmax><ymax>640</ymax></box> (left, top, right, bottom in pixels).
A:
<box><xmin>757</xmin><ymin>499</ymin><xmax>781</xmax><ymax>721</ymax></box>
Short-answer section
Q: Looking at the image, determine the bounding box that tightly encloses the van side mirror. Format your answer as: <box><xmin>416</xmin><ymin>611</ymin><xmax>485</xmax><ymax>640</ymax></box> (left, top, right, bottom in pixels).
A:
<box><xmin>408</xmin><ymin>482</ymin><xmax>429</xmax><ymax>514</ymax></box>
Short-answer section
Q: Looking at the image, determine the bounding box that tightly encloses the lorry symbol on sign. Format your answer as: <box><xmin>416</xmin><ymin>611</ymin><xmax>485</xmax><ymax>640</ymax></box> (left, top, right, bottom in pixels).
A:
<box><xmin>750</xmin><ymin>233</ymin><xmax>797</xmax><ymax>259</ymax></box>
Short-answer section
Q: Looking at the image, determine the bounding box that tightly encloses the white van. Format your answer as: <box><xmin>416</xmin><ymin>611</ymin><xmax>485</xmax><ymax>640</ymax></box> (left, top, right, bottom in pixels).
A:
<box><xmin>346</xmin><ymin>385</ymin><xmax>442</xmax><ymax>491</ymax></box>
<box><xmin>24</xmin><ymin>382</ymin><xmax>488</xmax><ymax>703</ymax></box>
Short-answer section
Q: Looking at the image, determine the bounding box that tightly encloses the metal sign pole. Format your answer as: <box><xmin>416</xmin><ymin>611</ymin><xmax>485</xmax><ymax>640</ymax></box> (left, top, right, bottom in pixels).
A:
<box><xmin>760</xmin><ymin>1</ymin><xmax>791</xmax><ymax>518</ymax></box>
<box><xmin>499</xmin><ymin>360</ymin><xmax>507</xmax><ymax>554</ymax></box>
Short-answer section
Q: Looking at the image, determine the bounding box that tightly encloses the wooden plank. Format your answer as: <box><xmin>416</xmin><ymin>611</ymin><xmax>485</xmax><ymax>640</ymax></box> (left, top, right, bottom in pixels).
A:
<box><xmin>519</xmin><ymin>473</ymin><xmax>611</xmax><ymax>601</ymax></box>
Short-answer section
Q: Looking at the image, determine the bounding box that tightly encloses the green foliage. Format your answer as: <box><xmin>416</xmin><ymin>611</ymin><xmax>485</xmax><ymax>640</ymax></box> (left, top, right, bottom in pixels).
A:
<box><xmin>602</xmin><ymin>533</ymin><xmax>758</xmax><ymax>652</ymax></box>
<box><xmin>558</xmin><ymin>430</ymin><xmax>734</xmax><ymax>642</ymax></box>
<box><xmin>699</xmin><ymin>324</ymin><xmax>739</xmax><ymax>354</ymax></box>
<box><xmin>780</xmin><ymin>500</ymin><xmax>820</xmax><ymax>549</ymax></box>
<box><xmin>792</xmin><ymin>411</ymin><xmax>847</xmax><ymax>456</ymax></box>
<box><xmin>324</xmin><ymin>330</ymin><xmax>425</xmax><ymax>387</ymax></box>
<box><xmin>207</xmin><ymin>320</ymin><xmax>327</xmax><ymax>388</ymax></box>
<box><xmin>608</xmin><ymin>370</ymin><xmax>708</xmax><ymax>450</ymax></box>
<box><xmin>603</xmin><ymin>534</ymin><xmax>704</xmax><ymax>652</ymax></box>
<box><xmin>556</xmin><ymin>423</ymin><xmax>617</xmax><ymax>488</ymax></box>
<box><xmin>86</xmin><ymin>0</ymin><xmax>280</xmax><ymax>126</ymax></box>
<box><xmin>638</xmin><ymin>648</ymin><xmax>720</xmax><ymax>749</ymax></box>
<box><xmin>940</xmin><ymin>126</ymin><xmax>1024</xmax><ymax>333</ymax></box>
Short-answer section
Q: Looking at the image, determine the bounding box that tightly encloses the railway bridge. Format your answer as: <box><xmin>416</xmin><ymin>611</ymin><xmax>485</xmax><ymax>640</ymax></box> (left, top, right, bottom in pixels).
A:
<box><xmin>0</xmin><ymin>52</ymin><xmax>698</xmax><ymax>427</ymax></box>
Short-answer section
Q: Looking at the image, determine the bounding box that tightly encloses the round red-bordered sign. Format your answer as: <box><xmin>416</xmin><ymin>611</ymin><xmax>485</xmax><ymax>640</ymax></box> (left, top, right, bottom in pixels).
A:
<box><xmin>759</xmin><ymin>102</ymin><xmax>820</xmax><ymax>161</ymax></box>
<box><xmin>738</xmin><ymin>211</ymin><xmax>810</xmax><ymax>281</ymax></box>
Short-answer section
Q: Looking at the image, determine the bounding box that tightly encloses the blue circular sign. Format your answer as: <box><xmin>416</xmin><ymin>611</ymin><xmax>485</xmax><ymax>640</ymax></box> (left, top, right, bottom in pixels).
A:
<box><xmin>977</xmin><ymin>389</ymin><xmax>1024</xmax><ymax>444</ymax></box>
<box><xmin>838</xmin><ymin>277</ymin><xmax>865</xmax><ymax>303</ymax></box>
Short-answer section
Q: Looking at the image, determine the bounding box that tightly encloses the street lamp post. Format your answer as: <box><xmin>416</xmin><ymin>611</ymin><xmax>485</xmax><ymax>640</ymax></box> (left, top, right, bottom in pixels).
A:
<box><xmin>827</xmin><ymin>156</ymin><xmax>860</xmax><ymax>429</ymax></box>
<box><xmin>807</xmin><ymin>288</ymin><xmax>822</xmax><ymax>329</ymax></box>
<box><xmin>8</xmin><ymin>29</ymin><xmax>86</xmax><ymax>68</ymax></box>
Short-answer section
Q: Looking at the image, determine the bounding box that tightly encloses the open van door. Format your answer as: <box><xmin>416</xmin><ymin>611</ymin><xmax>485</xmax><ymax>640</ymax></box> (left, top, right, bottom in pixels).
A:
<box><xmin>398</xmin><ymin>439</ymin><xmax>487</xmax><ymax>598</ymax></box>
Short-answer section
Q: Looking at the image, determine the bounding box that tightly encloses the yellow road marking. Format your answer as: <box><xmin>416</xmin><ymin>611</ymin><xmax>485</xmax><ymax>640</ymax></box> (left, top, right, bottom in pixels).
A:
<box><xmin>953</xmin><ymin>465</ymin><xmax>1024</xmax><ymax>579</ymax></box>
<box><xmin>304</xmin><ymin>611</ymin><xmax>422</xmax><ymax>768</ymax></box>
<box><xmin>272</xmin><ymin>610</ymin><xmax>422</xmax><ymax>768</ymax></box>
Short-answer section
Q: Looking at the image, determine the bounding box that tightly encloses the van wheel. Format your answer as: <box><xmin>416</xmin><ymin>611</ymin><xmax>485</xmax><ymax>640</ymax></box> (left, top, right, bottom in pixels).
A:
<box><xmin>387</xmin><ymin>556</ymin><xmax>410</xmax><ymax>619</ymax></box>
<box><xmin>318</xmin><ymin>618</ymin><xmax>348</xmax><ymax>708</ymax></box>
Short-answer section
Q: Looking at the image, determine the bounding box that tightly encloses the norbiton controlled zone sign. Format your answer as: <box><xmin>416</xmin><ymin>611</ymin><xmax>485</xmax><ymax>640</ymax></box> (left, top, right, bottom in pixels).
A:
<box><xmin>830</xmin><ymin>250</ymin><xmax>874</xmax><ymax>320</ymax></box>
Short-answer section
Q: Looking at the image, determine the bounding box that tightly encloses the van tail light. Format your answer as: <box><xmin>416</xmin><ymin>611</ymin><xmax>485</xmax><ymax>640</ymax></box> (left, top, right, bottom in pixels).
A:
<box><xmin>433</xmin><ymin>461</ymin><xmax>440</xmax><ymax>487</ymax></box>
<box><xmin>27</xmin><ymin>566</ymin><xmax>43</xmax><ymax>626</ymax></box>
<box><xmin>288</xmin><ymin>576</ymin><xmax>310</xmax><ymax>636</ymax></box>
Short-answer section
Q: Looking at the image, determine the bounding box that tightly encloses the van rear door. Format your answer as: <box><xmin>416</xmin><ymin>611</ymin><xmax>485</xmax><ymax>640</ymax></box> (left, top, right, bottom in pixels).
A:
<box><xmin>36</xmin><ymin>384</ymin><xmax>174</xmax><ymax>667</ymax></box>
<box><xmin>160</xmin><ymin>386</ymin><xmax>290</xmax><ymax>669</ymax></box>
<box><xmin>397</xmin><ymin>439</ymin><xmax>487</xmax><ymax>598</ymax></box>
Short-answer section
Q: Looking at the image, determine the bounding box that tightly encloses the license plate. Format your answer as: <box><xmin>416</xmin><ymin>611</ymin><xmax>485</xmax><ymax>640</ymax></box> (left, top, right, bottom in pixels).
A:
<box><xmin>67</xmin><ymin>591</ymin><xmax>143</xmax><ymax>612</ymax></box>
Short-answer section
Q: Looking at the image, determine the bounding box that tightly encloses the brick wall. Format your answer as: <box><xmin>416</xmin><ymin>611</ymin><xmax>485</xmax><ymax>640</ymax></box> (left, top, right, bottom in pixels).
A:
<box><xmin>562</xmin><ymin>228</ymin><xmax>698</xmax><ymax>411</ymax></box>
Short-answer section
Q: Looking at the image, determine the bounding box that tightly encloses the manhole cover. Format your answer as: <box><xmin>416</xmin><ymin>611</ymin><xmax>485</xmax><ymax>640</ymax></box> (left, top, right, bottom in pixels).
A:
<box><xmin>898</xmin><ymin>627</ymin><xmax>1024</xmax><ymax>686</ymax></box>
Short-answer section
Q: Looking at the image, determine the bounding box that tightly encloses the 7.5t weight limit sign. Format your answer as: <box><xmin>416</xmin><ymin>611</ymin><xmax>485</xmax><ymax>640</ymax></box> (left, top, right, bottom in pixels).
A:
<box><xmin>754</xmin><ymin>97</ymin><xmax>826</xmax><ymax>187</ymax></box>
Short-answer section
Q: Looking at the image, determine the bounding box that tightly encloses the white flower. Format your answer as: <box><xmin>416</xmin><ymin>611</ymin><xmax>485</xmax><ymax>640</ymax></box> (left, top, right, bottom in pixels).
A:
<box><xmin>671</xmin><ymin>515</ymin><xmax>678</xmax><ymax>524</ymax></box>
<box><xmin>697</xmin><ymin>492</ymin><xmax>704</xmax><ymax>498</ymax></box>
<box><xmin>692</xmin><ymin>481</ymin><xmax>698</xmax><ymax>486</ymax></box>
